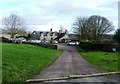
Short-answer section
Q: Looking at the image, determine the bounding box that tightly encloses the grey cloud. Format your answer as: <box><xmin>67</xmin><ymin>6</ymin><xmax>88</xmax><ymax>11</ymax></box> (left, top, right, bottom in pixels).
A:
<box><xmin>34</xmin><ymin>1</ymin><xmax>94</xmax><ymax>17</ymax></box>
<box><xmin>1</xmin><ymin>0</ymin><xmax>117</xmax><ymax>31</ymax></box>
<box><xmin>21</xmin><ymin>0</ymin><xmax>117</xmax><ymax>27</ymax></box>
<box><xmin>22</xmin><ymin>14</ymin><xmax>55</xmax><ymax>25</ymax></box>
<box><xmin>98</xmin><ymin>2</ymin><xmax>118</xmax><ymax>10</ymax></box>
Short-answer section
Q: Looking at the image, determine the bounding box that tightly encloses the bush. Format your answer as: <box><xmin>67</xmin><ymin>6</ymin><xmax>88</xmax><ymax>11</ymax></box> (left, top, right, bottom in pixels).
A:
<box><xmin>0</xmin><ymin>37</ymin><xmax>12</xmax><ymax>43</ymax></box>
<box><xmin>22</xmin><ymin>41</ymin><xmax>58</xmax><ymax>49</ymax></box>
<box><xmin>79</xmin><ymin>42</ymin><xmax>118</xmax><ymax>52</ymax></box>
<box><xmin>39</xmin><ymin>43</ymin><xmax>57</xmax><ymax>49</ymax></box>
<box><xmin>1</xmin><ymin>39</ymin><xmax>58</xmax><ymax>49</ymax></box>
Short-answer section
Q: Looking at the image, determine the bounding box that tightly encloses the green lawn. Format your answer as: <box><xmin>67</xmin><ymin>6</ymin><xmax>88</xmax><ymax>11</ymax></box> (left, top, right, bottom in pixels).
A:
<box><xmin>2</xmin><ymin>43</ymin><xmax>62</xmax><ymax>82</ymax></box>
<box><xmin>80</xmin><ymin>51</ymin><xmax>119</xmax><ymax>72</ymax></box>
<box><xmin>0</xmin><ymin>43</ymin><xmax>2</xmax><ymax>84</ymax></box>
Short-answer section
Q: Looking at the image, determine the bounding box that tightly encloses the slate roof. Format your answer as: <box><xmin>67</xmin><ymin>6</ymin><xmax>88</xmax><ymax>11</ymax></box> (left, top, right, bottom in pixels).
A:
<box><xmin>32</xmin><ymin>31</ymin><xmax>58</xmax><ymax>36</ymax></box>
<box><xmin>32</xmin><ymin>31</ymin><xmax>48</xmax><ymax>36</ymax></box>
<box><xmin>44</xmin><ymin>32</ymin><xmax>49</xmax><ymax>36</ymax></box>
<box><xmin>54</xmin><ymin>33</ymin><xmax>66</xmax><ymax>40</ymax></box>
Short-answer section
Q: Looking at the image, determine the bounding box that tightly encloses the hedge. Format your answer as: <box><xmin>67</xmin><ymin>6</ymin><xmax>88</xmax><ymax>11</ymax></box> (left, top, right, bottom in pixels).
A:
<box><xmin>0</xmin><ymin>38</ymin><xmax>58</xmax><ymax>49</ymax></box>
<box><xmin>22</xmin><ymin>42</ymin><xmax>58</xmax><ymax>49</ymax></box>
<box><xmin>0</xmin><ymin>37</ymin><xmax>12</xmax><ymax>43</ymax></box>
<box><xmin>79</xmin><ymin>42</ymin><xmax>118</xmax><ymax>52</ymax></box>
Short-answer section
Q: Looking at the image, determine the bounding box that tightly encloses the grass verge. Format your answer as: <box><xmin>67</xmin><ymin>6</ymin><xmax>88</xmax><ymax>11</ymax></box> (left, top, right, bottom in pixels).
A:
<box><xmin>77</xmin><ymin>46</ymin><xmax>119</xmax><ymax>72</ymax></box>
<box><xmin>2</xmin><ymin>43</ymin><xmax>62</xmax><ymax>82</ymax></box>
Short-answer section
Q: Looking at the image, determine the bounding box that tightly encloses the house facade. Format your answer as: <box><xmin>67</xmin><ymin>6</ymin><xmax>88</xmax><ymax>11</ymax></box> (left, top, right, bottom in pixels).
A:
<box><xmin>31</xmin><ymin>29</ymin><xmax>58</xmax><ymax>41</ymax></box>
<box><xmin>31</xmin><ymin>29</ymin><xmax>71</xmax><ymax>43</ymax></box>
<box><xmin>54</xmin><ymin>33</ymin><xmax>70</xmax><ymax>42</ymax></box>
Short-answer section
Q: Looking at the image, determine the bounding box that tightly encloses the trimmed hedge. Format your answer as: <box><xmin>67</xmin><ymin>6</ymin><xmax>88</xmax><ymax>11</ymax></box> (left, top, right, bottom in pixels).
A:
<box><xmin>1</xmin><ymin>38</ymin><xmax>58</xmax><ymax>49</ymax></box>
<box><xmin>79</xmin><ymin>42</ymin><xmax>118</xmax><ymax>52</ymax></box>
<box><xmin>22</xmin><ymin>42</ymin><xmax>58</xmax><ymax>49</ymax></box>
<box><xmin>39</xmin><ymin>43</ymin><xmax>57</xmax><ymax>49</ymax></box>
<box><xmin>0</xmin><ymin>37</ymin><xmax>12</xmax><ymax>43</ymax></box>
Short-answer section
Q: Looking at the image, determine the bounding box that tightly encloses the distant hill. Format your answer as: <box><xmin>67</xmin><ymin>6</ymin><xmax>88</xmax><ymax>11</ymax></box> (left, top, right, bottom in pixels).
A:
<box><xmin>0</xmin><ymin>29</ymin><xmax>8</xmax><ymax>34</ymax></box>
<box><xmin>102</xmin><ymin>34</ymin><xmax>114</xmax><ymax>41</ymax></box>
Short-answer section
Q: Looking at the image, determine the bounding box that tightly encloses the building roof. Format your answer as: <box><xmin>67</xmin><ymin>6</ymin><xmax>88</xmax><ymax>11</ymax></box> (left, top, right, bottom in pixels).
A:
<box><xmin>43</xmin><ymin>32</ymin><xmax>49</xmax><ymax>36</ymax></box>
<box><xmin>68</xmin><ymin>34</ymin><xmax>80</xmax><ymax>37</ymax></box>
<box><xmin>32</xmin><ymin>31</ymin><xmax>57</xmax><ymax>36</ymax></box>
<box><xmin>54</xmin><ymin>33</ymin><xmax>66</xmax><ymax>40</ymax></box>
<box><xmin>68</xmin><ymin>34</ymin><xmax>80</xmax><ymax>39</ymax></box>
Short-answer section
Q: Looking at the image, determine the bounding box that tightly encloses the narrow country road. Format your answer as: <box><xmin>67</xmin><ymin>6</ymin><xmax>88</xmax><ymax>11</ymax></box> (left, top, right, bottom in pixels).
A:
<box><xmin>32</xmin><ymin>43</ymin><xmax>119</xmax><ymax>82</ymax></box>
<box><xmin>33</xmin><ymin>43</ymin><xmax>106</xmax><ymax>79</ymax></box>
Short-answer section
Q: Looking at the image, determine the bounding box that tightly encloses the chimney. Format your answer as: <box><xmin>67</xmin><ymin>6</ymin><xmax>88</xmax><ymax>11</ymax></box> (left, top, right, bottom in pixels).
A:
<box><xmin>50</xmin><ymin>28</ymin><xmax>52</xmax><ymax>32</ymax></box>
<box><xmin>59</xmin><ymin>30</ymin><xmax>61</xmax><ymax>34</ymax></box>
<box><xmin>65</xmin><ymin>30</ymin><xmax>67</xmax><ymax>34</ymax></box>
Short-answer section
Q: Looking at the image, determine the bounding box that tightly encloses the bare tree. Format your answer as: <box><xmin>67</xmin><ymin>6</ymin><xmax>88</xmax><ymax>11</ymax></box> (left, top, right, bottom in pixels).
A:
<box><xmin>59</xmin><ymin>25</ymin><xmax>66</xmax><ymax>33</ymax></box>
<box><xmin>2</xmin><ymin>14</ymin><xmax>27</xmax><ymax>40</ymax></box>
<box><xmin>72</xmin><ymin>15</ymin><xmax>114</xmax><ymax>42</ymax></box>
<box><xmin>73</xmin><ymin>17</ymin><xmax>89</xmax><ymax>41</ymax></box>
<box><xmin>88</xmin><ymin>15</ymin><xmax>114</xmax><ymax>42</ymax></box>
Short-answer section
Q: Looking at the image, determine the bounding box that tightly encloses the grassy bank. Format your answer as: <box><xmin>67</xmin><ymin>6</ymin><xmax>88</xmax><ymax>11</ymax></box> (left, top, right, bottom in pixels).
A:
<box><xmin>0</xmin><ymin>43</ymin><xmax>2</xmax><ymax>84</ymax></box>
<box><xmin>80</xmin><ymin>51</ymin><xmax>119</xmax><ymax>72</ymax></box>
<box><xmin>2</xmin><ymin>43</ymin><xmax>62</xmax><ymax>82</ymax></box>
<box><xmin>77</xmin><ymin>46</ymin><xmax>119</xmax><ymax>72</ymax></box>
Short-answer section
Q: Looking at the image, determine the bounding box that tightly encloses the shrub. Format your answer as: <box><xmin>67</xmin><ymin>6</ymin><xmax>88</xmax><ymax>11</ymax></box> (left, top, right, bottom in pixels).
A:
<box><xmin>79</xmin><ymin>42</ymin><xmax>118</xmax><ymax>52</ymax></box>
<box><xmin>0</xmin><ymin>37</ymin><xmax>12</xmax><ymax>43</ymax></box>
<box><xmin>22</xmin><ymin>42</ymin><xmax>58</xmax><ymax>49</ymax></box>
<box><xmin>39</xmin><ymin>43</ymin><xmax>57</xmax><ymax>49</ymax></box>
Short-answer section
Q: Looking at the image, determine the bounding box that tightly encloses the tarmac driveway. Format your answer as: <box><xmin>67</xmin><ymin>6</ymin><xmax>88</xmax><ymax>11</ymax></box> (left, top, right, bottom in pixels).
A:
<box><xmin>32</xmin><ymin>43</ymin><xmax>119</xmax><ymax>82</ymax></box>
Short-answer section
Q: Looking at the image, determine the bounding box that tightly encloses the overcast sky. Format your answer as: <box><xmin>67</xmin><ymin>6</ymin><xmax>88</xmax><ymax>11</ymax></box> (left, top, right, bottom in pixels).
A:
<box><xmin>0</xmin><ymin>0</ymin><xmax>119</xmax><ymax>33</ymax></box>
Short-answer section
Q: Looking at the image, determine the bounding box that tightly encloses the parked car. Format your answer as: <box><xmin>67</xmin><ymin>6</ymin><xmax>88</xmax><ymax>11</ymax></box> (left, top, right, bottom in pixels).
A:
<box><xmin>76</xmin><ymin>41</ymin><xmax>80</xmax><ymax>45</ymax></box>
<box><xmin>53</xmin><ymin>40</ymin><xmax>58</xmax><ymax>44</ymax></box>
<box><xmin>30</xmin><ymin>40</ymin><xmax>41</xmax><ymax>43</ymax></box>
<box><xmin>16</xmin><ymin>37</ymin><xmax>26</xmax><ymax>42</ymax></box>
<box><xmin>41</xmin><ymin>40</ymin><xmax>50</xmax><ymax>44</ymax></box>
<box><xmin>67</xmin><ymin>41</ymin><xmax>80</xmax><ymax>46</ymax></box>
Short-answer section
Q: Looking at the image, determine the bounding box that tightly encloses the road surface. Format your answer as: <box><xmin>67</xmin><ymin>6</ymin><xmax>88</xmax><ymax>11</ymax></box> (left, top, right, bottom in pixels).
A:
<box><xmin>32</xmin><ymin>43</ymin><xmax>119</xmax><ymax>83</ymax></box>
